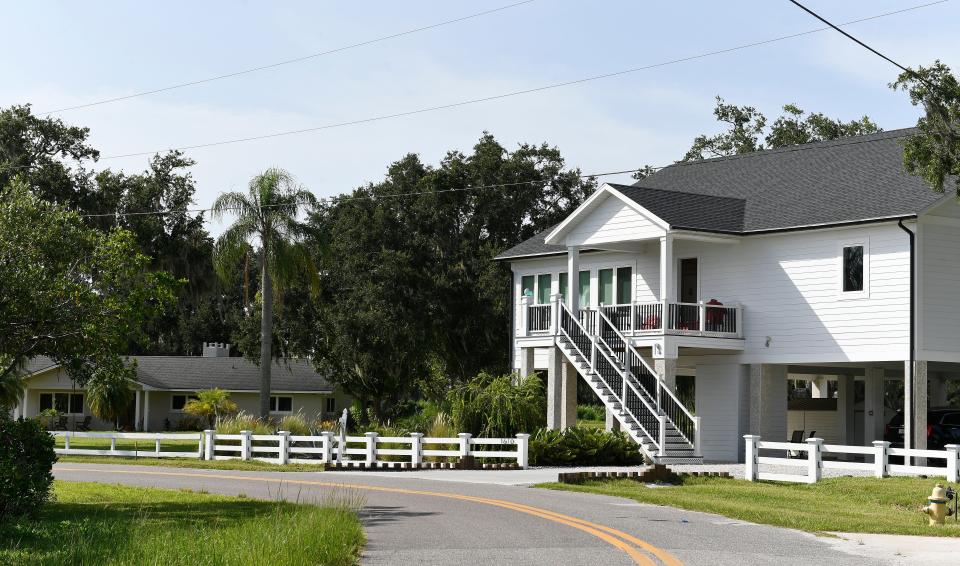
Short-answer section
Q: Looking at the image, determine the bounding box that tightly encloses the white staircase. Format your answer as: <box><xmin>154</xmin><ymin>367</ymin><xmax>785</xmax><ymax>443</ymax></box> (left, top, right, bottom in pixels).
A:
<box><xmin>556</xmin><ymin>303</ymin><xmax>702</xmax><ymax>464</ymax></box>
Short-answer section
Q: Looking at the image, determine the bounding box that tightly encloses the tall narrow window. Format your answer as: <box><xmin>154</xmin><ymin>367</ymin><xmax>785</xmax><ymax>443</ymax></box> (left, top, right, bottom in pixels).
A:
<box><xmin>616</xmin><ymin>267</ymin><xmax>632</xmax><ymax>304</ymax></box>
<box><xmin>842</xmin><ymin>245</ymin><xmax>864</xmax><ymax>292</ymax></box>
<box><xmin>537</xmin><ymin>274</ymin><xmax>552</xmax><ymax>304</ymax></box>
<box><xmin>559</xmin><ymin>272</ymin><xmax>568</xmax><ymax>301</ymax></box>
<box><xmin>520</xmin><ymin>275</ymin><xmax>534</xmax><ymax>298</ymax></box>
<box><xmin>598</xmin><ymin>269</ymin><xmax>614</xmax><ymax>305</ymax></box>
<box><xmin>578</xmin><ymin>271</ymin><xmax>591</xmax><ymax>309</ymax></box>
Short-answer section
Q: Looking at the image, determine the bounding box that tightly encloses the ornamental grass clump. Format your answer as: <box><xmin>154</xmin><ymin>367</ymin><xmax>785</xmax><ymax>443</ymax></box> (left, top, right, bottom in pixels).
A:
<box><xmin>449</xmin><ymin>371</ymin><xmax>545</xmax><ymax>437</ymax></box>
<box><xmin>216</xmin><ymin>412</ymin><xmax>274</xmax><ymax>435</ymax></box>
<box><xmin>529</xmin><ymin>426</ymin><xmax>645</xmax><ymax>467</ymax></box>
<box><xmin>277</xmin><ymin>412</ymin><xmax>311</xmax><ymax>435</ymax></box>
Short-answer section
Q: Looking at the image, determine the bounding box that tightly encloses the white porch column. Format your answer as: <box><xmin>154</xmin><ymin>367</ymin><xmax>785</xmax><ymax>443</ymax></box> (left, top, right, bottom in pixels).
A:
<box><xmin>749</xmin><ymin>364</ymin><xmax>787</xmax><ymax>441</ymax></box>
<box><xmin>659</xmin><ymin>235</ymin><xmax>674</xmax><ymax>302</ymax></box>
<box><xmin>22</xmin><ymin>388</ymin><xmax>29</xmax><ymax>419</ymax></box>
<box><xmin>904</xmin><ymin>360</ymin><xmax>928</xmax><ymax>452</ymax></box>
<box><xmin>143</xmin><ymin>390</ymin><xmax>151</xmax><ymax>432</ymax></box>
<box><xmin>134</xmin><ymin>390</ymin><xmax>142</xmax><ymax>431</ymax></box>
<box><xmin>560</xmin><ymin>360</ymin><xmax>577</xmax><ymax>429</ymax></box>
<box><xmin>863</xmin><ymin>367</ymin><xmax>886</xmax><ymax>444</ymax></box>
<box><xmin>654</xmin><ymin>358</ymin><xmax>678</xmax><ymax>393</ymax></box>
<box><xmin>546</xmin><ymin>347</ymin><xmax>563</xmax><ymax>430</ymax></box>
<box><xmin>518</xmin><ymin>347</ymin><xmax>535</xmax><ymax>380</ymax></box>
<box><xmin>810</xmin><ymin>376</ymin><xmax>829</xmax><ymax>398</ymax></box>
<box><xmin>837</xmin><ymin>374</ymin><xmax>855</xmax><ymax>446</ymax></box>
<box><xmin>567</xmin><ymin>246</ymin><xmax>580</xmax><ymax>315</ymax></box>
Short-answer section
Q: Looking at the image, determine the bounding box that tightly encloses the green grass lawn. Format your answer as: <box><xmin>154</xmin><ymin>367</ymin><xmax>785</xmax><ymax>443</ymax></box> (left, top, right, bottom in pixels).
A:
<box><xmin>1</xmin><ymin>481</ymin><xmax>364</xmax><ymax>565</ymax></box>
<box><xmin>56</xmin><ymin>454</ymin><xmax>326</xmax><ymax>472</ymax></box>
<box><xmin>576</xmin><ymin>418</ymin><xmax>605</xmax><ymax>429</ymax></box>
<box><xmin>540</xmin><ymin>476</ymin><xmax>960</xmax><ymax>537</ymax></box>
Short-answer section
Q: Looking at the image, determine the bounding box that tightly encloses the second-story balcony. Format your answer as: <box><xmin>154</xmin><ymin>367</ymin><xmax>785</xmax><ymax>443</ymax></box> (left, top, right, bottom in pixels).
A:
<box><xmin>522</xmin><ymin>298</ymin><xmax>743</xmax><ymax>340</ymax></box>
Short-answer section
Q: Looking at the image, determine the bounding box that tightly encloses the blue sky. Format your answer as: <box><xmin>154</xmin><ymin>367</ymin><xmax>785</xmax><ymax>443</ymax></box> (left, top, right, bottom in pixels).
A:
<box><xmin>2</xmin><ymin>1</ymin><xmax>957</xmax><ymax>233</ymax></box>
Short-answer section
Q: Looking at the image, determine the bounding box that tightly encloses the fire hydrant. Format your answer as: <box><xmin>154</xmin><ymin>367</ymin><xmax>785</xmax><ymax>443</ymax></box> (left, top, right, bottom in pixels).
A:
<box><xmin>922</xmin><ymin>484</ymin><xmax>954</xmax><ymax>525</ymax></box>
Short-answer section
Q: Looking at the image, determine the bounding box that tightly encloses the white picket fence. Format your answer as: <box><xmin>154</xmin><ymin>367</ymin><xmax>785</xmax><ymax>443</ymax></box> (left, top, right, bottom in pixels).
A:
<box><xmin>52</xmin><ymin>431</ymin><xmax>204</xmax><ymax>458</ymax></box>
<box><xmin>52</xmin><ymin>430</ymin><xmax>530</xmax><ymax>468</ymax></box>
<box><xmin>744</xmin><ymin>435</ymin><xmax>960</xmax><ymax>483</ymax></box>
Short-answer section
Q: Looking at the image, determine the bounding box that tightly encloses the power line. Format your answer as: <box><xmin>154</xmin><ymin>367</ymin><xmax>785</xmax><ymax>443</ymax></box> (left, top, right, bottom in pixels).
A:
<box><xmin>97</xmin><ymin>0</ymin><xmax>948</xmax><ymax>161</ymax></box>
<box><xmin>37</xmin><ymin>0</ymin><xmax>535</xmax><ymax>116</ymax></box>
<box><xmin>78</xmin><ymin>167</ymin><xmax>650</xmax><ymax>219</ymax></box>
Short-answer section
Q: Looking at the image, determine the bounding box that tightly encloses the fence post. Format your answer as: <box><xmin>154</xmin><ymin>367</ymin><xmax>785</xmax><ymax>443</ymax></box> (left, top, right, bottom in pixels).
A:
<box><xmin>110</xmin><ymin>435</ymin><xmax>117</xmax><ymax>453</ymax></box>
<box><xmin>154</xmin><ymin>437</ymin><xmax>161</xmax><ymax>456</ymax></box>
<box><xmin>64</xmin><ymin>434</ymin><xmax>70</xmax><ymax>450</ymax></box>
<box><xmin>946</xmin><ymin>444</ymin><xmax>960</xmax><ymax>482</ymax></box>
<box><xmin>277</xmin><ymin>431</ymin><xmax>290</xmax><ymax>465</ymax></box>
<box><xmin>872</xmin><ymin>440</ymin><xmax>890</xmax><ymax>478</ymax></box>
<box><xmin>458</xmin><ymin>432</ymin><xmax>472</xmax><ymax>459</ymax></box>
<box><xmin>204</xmin><ymin>430</ymin><xmax>216</xmax><ymax>460</ymax></box>
<box><xmin>365</xmin><ymin>432</ymin><xmax>378</xmax><ymax>466</ymax></box>
<box><xmin>240</xmin><ymin>430</ymin><xmax>251</xmax><ymax>461</ymax></box>
<box><xmin>409</xmin><ymin>433</ymin><xmax>423</xmax><ymax>466</ymax></box>
<box><xmin>806</xmin><ymin>437</ymin><xmax>823</xmax><ymax>484</ymax></box>
<box><xmin>657</xmin><ymin>415</ymin><xmax>667</xmax><ymax>458</ymax></box>
<box><xmin>744</xmin><ymin>435</ymin><xmax>759</xmax><ymax>481</ymax></box>
<box><xmin>692</xmin><ymin>416</ymin><xmax>702</xmax><ymax>457</ymax></box>
<box><xmin>320</xmin><ymin>431</ymin><xmax>335</xmax><ymax>464</ymax></box>
<box><xmin>516</xmin><ymin>433</ymin><xmax>530</xmax><ymax>469</ymax></box>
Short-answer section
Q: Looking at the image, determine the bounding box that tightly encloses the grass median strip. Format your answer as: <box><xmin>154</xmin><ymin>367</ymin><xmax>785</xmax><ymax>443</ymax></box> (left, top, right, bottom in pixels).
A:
<box><xmin>1</xmin><ymin>481</ymin><xmax>364</xmax><ymax>566</ymax></box>
<box><xmin>539</xmin><ymin>476</ymin><xmax>960</xmax><ymax>537</ymax></box>
<box><xmin>56</xmin><ymin>454</ymin><xmax>325</xmax><ymax>472</ymax></box>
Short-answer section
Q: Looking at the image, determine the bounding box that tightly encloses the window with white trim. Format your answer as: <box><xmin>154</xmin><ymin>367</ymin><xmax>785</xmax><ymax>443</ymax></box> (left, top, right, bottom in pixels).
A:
<box><xmin>325</xmin><ymin>397</ymin><xmax>336</xmax><ymax>413</ymax></box>
<box><xmin>270</xmin><ymin>396</ymin><xmax>293</xmax><ymax>413</ymax></box>
<box><xmin>840</xmin><ymin>241</ymin><xmax>869</xmax><ymax>298</ymax></box>
<box><xmin>39</xmin><ymin>392</ymin><xmax>84</xmax><ymax>415</ymax></box>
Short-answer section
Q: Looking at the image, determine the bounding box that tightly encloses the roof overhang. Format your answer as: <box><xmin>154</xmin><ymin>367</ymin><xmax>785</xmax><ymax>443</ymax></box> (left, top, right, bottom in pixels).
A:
<box><xmin>544</xmin><ymin>184</ymin><xmax>670</xmax><ymax>246</ymax></box>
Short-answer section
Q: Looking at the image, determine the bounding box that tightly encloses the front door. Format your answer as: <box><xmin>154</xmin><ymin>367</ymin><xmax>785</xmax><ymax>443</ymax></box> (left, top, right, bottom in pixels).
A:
<box><xmin>677</xmin><ymin>258</ymin><xmax>699</xmax><ymax>329</ymax></box>
<box><xmin>679</xmin><ymin>258</ymin><xmax>698</xmax><ymax>303</ymax></box>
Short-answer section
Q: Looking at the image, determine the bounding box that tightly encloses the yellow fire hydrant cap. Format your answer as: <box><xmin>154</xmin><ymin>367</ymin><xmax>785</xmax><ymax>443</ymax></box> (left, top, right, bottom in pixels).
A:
<box><xmin>928</xmin><ymin>483</ymin><xmax>948</xmax><ymax>504</ymax></box>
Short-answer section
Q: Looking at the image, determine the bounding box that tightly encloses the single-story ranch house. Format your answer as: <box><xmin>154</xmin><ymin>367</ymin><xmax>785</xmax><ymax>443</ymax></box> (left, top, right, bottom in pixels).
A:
<box><xmin>500</xmin><ymin>128</ymin><xmax>960</xmax><ymax>464</ymax></box>
<box><xmin>11</xmin><ymin>343</ymin><xmax>352</xmax><ymax>431</ymax></box>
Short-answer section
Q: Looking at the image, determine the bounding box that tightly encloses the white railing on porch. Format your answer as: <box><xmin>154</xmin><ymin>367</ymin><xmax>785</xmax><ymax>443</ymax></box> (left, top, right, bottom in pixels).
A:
<box><xmin>53</xmin><ymin>430</ymin><xmax>529</xmax><ymax>468</ymax></box>
<box><xmin>520</xmin><ymin>297</ymin><xmax>743</xmax><ymax>339</ymax></box>
<box><xmin>744</xmin><ymin>435</ymin><xmax>960</xmax><ymax>483</ymax></box>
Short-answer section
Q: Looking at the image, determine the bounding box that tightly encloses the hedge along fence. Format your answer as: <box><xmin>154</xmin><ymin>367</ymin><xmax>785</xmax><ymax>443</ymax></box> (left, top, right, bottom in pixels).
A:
<box><xmin>52</xmin><ymin>431</ymin><xmax>204</xmax><ymax>459</ymax></box>
<box><xmin>744</xmin><ymin>435</ymin><xmax>960</xmax><ymax>484</ymax></box>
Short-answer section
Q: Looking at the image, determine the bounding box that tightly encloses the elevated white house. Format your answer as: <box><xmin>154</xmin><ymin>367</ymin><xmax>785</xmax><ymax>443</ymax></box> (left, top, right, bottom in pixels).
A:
<box><xmin>498</xmin><ymin>128</ymin><xmax>960</xmax><ymax>463</ymax></box>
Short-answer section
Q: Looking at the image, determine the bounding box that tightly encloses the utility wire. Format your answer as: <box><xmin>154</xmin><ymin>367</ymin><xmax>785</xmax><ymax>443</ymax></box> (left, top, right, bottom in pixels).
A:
<box><xmin>37</xmin><ymin>0</ymin><xmax>535</xmax><ymax>115</ymax></box>
<box><xmin>97</xmin><ymin>0</ymin><xmax>948</xmax><ymax>161</ymax></box>
<box><xmin>78</xmin><ymin>167</ymin><xmax>650</xmax><ymax>219</ymax></box>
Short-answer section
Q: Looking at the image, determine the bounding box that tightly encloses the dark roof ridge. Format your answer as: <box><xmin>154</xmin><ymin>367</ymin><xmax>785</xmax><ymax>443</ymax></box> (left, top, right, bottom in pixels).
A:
<box><xmin>640</xmin><ymin>127</ymin><xmax>914</xmax><ymax>176</ymax></box>
<box><xmin>610</xmin><ymin>183</ymin><xmax>747</xmax><ymax>204</ymax></box>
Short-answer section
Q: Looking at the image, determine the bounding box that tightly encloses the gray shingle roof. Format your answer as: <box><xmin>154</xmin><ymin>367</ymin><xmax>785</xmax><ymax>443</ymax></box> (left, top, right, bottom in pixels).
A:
<box><xmin>22</xmin><ymin>356</ymin><xmax>58</xmax><ymax>375</ymax></box>
<box><xmin>634</xmin><ymin>128</ymin><xmax>939</xmax><ymax>232</ymax></box>
<box><xmin>497</xmin><ymin>128</ymin><xmax>941</xmax><ymax>259</ymax></box>
<box><xmin>129</xmin><ymin>357</ymin><xmax>334</xmax><ymax>392</ymax></box>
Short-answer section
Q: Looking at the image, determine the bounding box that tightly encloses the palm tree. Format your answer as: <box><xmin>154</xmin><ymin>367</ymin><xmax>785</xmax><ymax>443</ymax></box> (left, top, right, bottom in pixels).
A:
<box><xmin>0</xmin><ymin>364</ymin><xmax>24</xmax><ymax>413</ymax></box>
<box><xmin>212</xmin><ymin>169</ymin><xmax>317</xmax><ymax>418</ymax></box>
<box><xmin>184</xmin><ymin>388</ymin><xmax>238</xmax><ymax>428</ymax></box>
<box><xmin>86</xmin><ymin>370</ymin><xmax>134</xmax><ymax>430</ymax></box>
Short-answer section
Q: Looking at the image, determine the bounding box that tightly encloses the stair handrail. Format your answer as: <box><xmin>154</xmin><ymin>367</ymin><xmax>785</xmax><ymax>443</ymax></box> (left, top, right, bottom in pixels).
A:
<box><xmin>557</xmin><ymin>303</ymin><xmax>661</xmax><ymax>450</ymax></box>
<box><xmin>596</xmin><ymin>309</ymin><xmax>698</xmax><ymax>446</ymax></box>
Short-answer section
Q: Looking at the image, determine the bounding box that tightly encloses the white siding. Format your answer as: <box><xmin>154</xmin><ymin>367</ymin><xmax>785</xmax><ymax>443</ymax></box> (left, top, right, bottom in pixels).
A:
<box><xmin>676</xmin><ymin>223</ymin><xmax>910</xmax><ymax>363</ymax></box>
<box><xmin>920</xmin><ymin>221</ymin><xmax>960</xmax><ymax>354</ymax></box>
<box><xmin>695</xmin><ymin>364</ymin><xmax>748</xmax><ymax>462</ymax></box>
<box><xmin>565</xmin><ymin>195</ymin><xmax>665</xmax><ymax>246</ymax></box>
<box><xmin>787</xmin><ymin>410</ymin><xmax>841</xmax><ymax>445</ymax></box>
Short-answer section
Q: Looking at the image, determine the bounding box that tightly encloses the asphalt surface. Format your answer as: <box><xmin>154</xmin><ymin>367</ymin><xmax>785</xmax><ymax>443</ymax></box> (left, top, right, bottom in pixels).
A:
<box><xmin>53</xmin><ymin>463</ymin><xmax>882</xmax><ymax>565</ymax></box>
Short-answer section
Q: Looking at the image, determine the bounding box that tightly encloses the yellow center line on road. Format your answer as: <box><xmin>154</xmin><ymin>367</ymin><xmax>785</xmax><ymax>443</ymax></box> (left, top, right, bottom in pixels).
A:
<box><xmin>57</xmin><ymin>467</ymin><xmax>683</xmax><ymax>566</ymax></box>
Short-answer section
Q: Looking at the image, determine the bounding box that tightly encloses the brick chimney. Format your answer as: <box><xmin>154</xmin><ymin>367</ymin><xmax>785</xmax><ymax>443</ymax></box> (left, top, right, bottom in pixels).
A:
<box><xmin>202</xmin><ymin>342</ymin><xmax>232</xmax><ymax>357</ymax></box>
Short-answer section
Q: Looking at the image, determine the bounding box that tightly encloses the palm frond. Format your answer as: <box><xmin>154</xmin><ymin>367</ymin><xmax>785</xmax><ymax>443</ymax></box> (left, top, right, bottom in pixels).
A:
<box><xmin>212</xmin><ymin>219</ymin><xmax>256</xmax><ymax>283</ymax></box>
<box><xmin>211</xmin><ymin>191</ymin><xmax>255</xmax><ymax>223</ymax></box>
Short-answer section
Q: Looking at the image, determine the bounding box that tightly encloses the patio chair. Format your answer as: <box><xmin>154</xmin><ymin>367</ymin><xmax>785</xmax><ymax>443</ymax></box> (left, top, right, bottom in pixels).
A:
<box><xmin>75</xmin><ymin>416</ymin><xmax>92</xmax><ymax>432</ymax></box>
<box><xmin>788</xmin><ymin>430</ymin><xmax>804</xmax><ymax>458</ymax></box>
<box><xmin>53</xmin><ymin>416</ymin><xmax>68</xmax><ymax>431</ymax></box>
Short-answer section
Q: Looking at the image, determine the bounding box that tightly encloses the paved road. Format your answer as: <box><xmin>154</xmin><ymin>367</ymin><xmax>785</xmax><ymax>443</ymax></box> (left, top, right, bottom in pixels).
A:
<box><xmin>54</xmin><ymin>463</ymin><xmax>880</xmax><ymax>565</ymax></box>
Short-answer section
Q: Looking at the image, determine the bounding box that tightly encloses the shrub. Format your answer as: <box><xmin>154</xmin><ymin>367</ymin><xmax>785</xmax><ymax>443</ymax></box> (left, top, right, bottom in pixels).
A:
<box><xmin>576</xmin><ymin>404</ymin><xmax>606</xmax><ymax>422</ymax></box>
<box><xmin>185</xmin><ymin>389</ymin><xmax>239</xmax><ymax>428</ymax></box>
<box><xmin>174</xmin><ymin>416</ymin><xmax>205</xmax><ymax>432</ymax></box>
<box><xmin>216</xmin><ymin>412</ymin><xmax>274</xmax><ymax>435</ymax></box>
<box><xmin>528</xmin><ymin>426</ymin><xmax>645</xmax><ymax>467</ymax></box>
<box><xmin>449</xmin><ymin>372</ymin><xmax>545</xmax><ymax>437</ymax></box>
<box><xmin>0</xmin><ymin>417</ymin><xmax>56</xmax><ymax>520</ymax></box>
<box><xmin>277</xmin><ymin>413</ymin><xmax>311</xmax><ymax>436</ymax></box>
